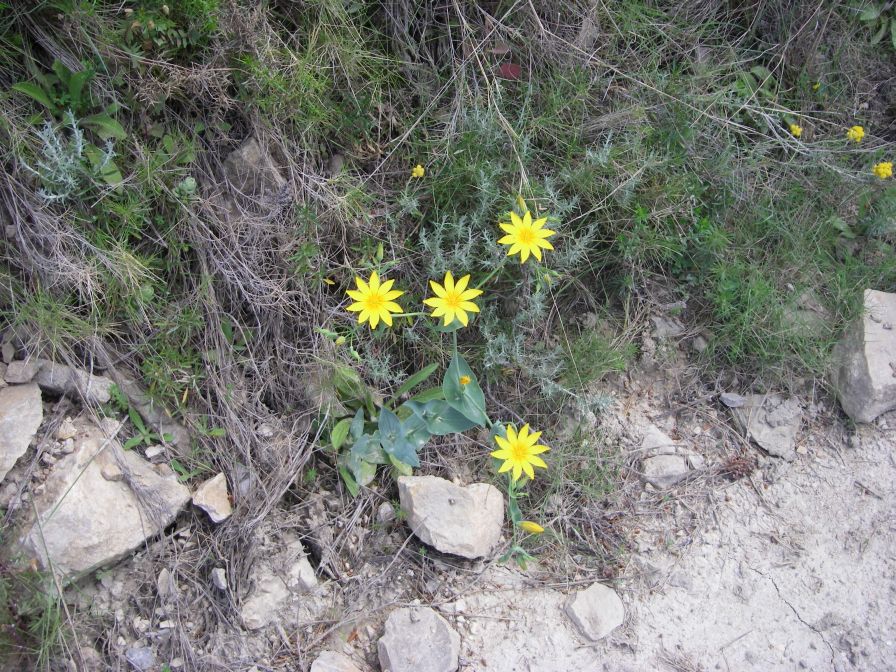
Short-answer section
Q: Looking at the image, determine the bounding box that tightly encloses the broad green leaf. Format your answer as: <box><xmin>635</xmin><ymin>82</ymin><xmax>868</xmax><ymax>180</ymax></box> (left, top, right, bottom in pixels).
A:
<box><xmin>349</xmin><ymin>407</ymin><xmax>365</xmax><ymax>440</ymax></box>
<box><xmin>891</xmin><ymin>17</ymin><xmax>896</xmax><ymax>49</ymax></box>
<box><xmin>128</xmin><ymin>405</ymin><xmax>147</xmax><ymax>434</ymax></box>
<box><xmin>330</xmin><ymin>417</ymin><xmax>352</xmax><ymax>450</ymax></box>
<box><xmin>68</xmin><ymin>70</ymin><xmax>91</xmax><ymax>108</ymax></box>
<box><xmin>51</xmin><ymin>60</ymin><xmax>71</xmax><ymax>87</ymax></box>
<box><xmin>409</xmin><ymin>387</ymin><xmax>445</xmax><ymax>403</ymax></box>
<box><xmin>508</xmin><ymin>496</ymin><xmax>523</xmax><ymax>525</ymax></box>
<box><xmin>871</xmin><ymin>21</ymin><xmax>887</xmax><ymax>44</ymax></box>
<box><xmin>378</xmin><ymin>407</ymin><xmax>423</xmax><ymax>467</ymax></box>
<box><xmin>406</xmin><ymin>400</ymin><xmax>478</xmax><ymax>435</ymax></box>
<box><xmin>11</xmin><ymin>82</ymin><xmax>55</xmax><ymax>112</ymax></box>
<box><xmin>339</xmin><ymin>466</ymin><xmax>360</xmax><ymax>496</ymax></box>
<box><xmin>442</xmin><ymin>354</ymin><xmax>488</xmax><ymax>426</ymax></box>
<box><xmin>351</xmin><ymin>431</ymin><xmax>388</xmax><ymax>464</ymax></box>
<box><xmin>81</xmin><ymin>113</ymin><xmax>127</xmax><ymax>140</ymax></box>
<box><xmin>83</xmin><ymin>144</ymin><xmax>124</xmax><ymax>188</ymax></box>
<box><xmin>860</xmin><ymin>5</ymin><xmax>882</xmax><ymax>21</ymax></box>
<box><xmin>390</xmin><ymin>363</ymin><xmax>439</xmax><ymax>403</ymax></box>
<box><xmin>388</xmin><ymin>453</ymin><xmax>413</xmax><ymax>477</ymax></box>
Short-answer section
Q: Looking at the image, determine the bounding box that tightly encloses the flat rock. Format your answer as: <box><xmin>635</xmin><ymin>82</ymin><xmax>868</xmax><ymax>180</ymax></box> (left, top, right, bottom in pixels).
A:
<box><xmin>19</xmin><ymin>419</ymin><xmax>190</xmax><ymax>581</ymax></box>
<box><xmin>832</xmin><ymin>289</ymin><xmax>896</xmax><ymax>423</ymax></box>
<box><xmin>730</xmin><ymin>394</ymin><xmax>801</xmax><ymax>461</ymax></box>
<box><xmin>311</xmin><ymin>651</ymin><xmax>363</xmax><ymax>672</ymax></box>
<box><xmin>565</xmin><ymin>582</ymin><xmax>625</xmax><ymax>641</ymax></box>
<box><xmin>192</xmin><ymin>473</ymin><xmax>232</xmax><ymax>523</ymax></box>
<box><xmin>4</xmin><ymin>360</ymin><xmax>38</xmax><ymax>383</ymax></box>
<box><xmin>0</xmin><ymin>383</ymin><xmax>43</xmax><ymax>483</ymax></box>
<box><xmin>377</xmin><ymin>607</ymin><xmax>460</xmax><ymax>672</ymax></box>
<box><xmin>642</xmin><ymin>454</ymin><xmax>689</xmax><ymax>488</ymax></box>
<box><xmin>720</xmin><ymin>392</ymin><xmax>746</xmax><ymax>408</ymax></box>
<box><xmin>33</xmin><ymin>359</ymin><xmax>113</xmax><ymax>406</ymax></box>
<box><xmin>125</xmin><ymin>646</ymin><xmax>155</xmax><ymax>671</ymax></box>
<box><xmin>397</xmin><ymin>475</ymin><xmax>503</xmax><ymax>559</ymax></box>
<box><xmin>651</xmin><ymin>314</ymin><xmax>685</xmax><ymax>338</ymax></box>
<box><xmin>641</xmin><ymin>424</ymin><xmax>675</xmax><ymax>452</ymax></box>
<box><xmin>224</xmin><ymin>136</ymin><xmax>286</xmax><ymax>196</ymax></box>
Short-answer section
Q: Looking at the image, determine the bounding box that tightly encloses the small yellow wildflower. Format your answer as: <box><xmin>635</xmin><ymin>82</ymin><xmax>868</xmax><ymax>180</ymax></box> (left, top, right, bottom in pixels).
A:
<box><xmin>872</xmin><ymin>162</ymin><xmax>893</xmax><ymax>180</ymax></box>
<box><xmin>491</xmin><ymin>423</ymin><xmax>550</xmax><ymax>482</ymax></box>
<box><xmin>459</xmin><ymin>375</ymin><xmax>472</xmax><ymax>385</ymax></box>
<box><xmin>847</xmin><ymin>125</ymin><xmax>865</xmax><ymax>143</ymax></box>
<box><xmin>812</xmin><ymin>82</ymin><xmax>821</xmax><ymax>91</ymax></box>
<box><xmin>788</xmin><ymin>123</ymin><xmax>803</xmax><ymax>139</ymax></box>
<box><xmin>498</xmin><ymin>210</ymin><xmax>556</xmax><ymax>263</ymax></box>
<box><xmin>519</xmin><ymin>521</ymin><xmax>545</xmax><ymax>535</ymax></box>
<box><xmin>423</xmin><ymin>271</ymin><xmax>483</xmax><ymax>327</ymax></box>
<box><xmin>345</xmin><ymin>271</ymin><xmax>404</xmax><ymax>329</ymax></box>
<box><xmin>411</xmin><ymin>164</ymin><xmax>425</xmax><ymax>178</ymax></box>
<box><xmin>335</xmin><ymin>335</ymin><xmax>346</xmax><ymax>346</ymax></box>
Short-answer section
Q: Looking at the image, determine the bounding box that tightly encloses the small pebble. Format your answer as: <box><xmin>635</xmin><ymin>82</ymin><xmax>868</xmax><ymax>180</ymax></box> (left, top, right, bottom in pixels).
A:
<box><xmin>101</xmin><ymin>464</ymin><xmax>124</xmax><ymax>482</ymax></box>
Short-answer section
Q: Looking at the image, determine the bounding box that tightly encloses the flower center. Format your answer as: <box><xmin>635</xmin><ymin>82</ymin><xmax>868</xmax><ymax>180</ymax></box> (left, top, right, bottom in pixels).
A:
<box><xmin>365</xmin><ymin>292</ymin><xmax>384</xmax><ymax>311</ymax></box>
<box><xmin>510</xmin><ymin>440</ymin><xmax>528</xmax><ymax>462</ymax></box>
<box><xmin>444</xmin><ymin>290</ymin><xmax>462</xmax><ymax>309</ymax></box>
<box><xmin>517</xmin><ymin>226</ymin><xmax>535</xmax><ymax>245</ymax></box>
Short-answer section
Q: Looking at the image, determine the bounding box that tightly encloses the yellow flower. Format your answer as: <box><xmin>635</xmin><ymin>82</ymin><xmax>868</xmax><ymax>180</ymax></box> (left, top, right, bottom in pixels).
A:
<box><xmin>872</xmin><ymin>162</ymin><xmax>893</xmax><ymax>180</ymax></box>
<box><xmin>847</xmin><ymin>125</ymin><xmax>865</xmax><ymax>143</ymax></box>
<box><xmin>345</xmin><ymin>271</ymin><xmax>404</xmax><ymax>329</ymax></box>
<box><xmin>423</xmin><ymin>271</ymin><xmax>483</xmax><ymax>327</ymax></box>
<box><xmin>789</xmin><ymin>123</ymin><xmax>802</xmax><ymax>138</ymax></box>
<box><xmin>812</xmin><ymin>82</ymin><xmax>821</xmax><ymax>91</ymax></box>
<box><xmin>498</xmin><ymin>210</ymin><xmax>556</xmax><ymax>263</ymax></box>
<box><xmin>459</xmin><ymin>375</ymin><xmax>472</xmax><ymax>385</ymax></box>
<box><xmin>518</xmin><ymin>520</ymin><xmax>545</xmax><ymax>535</ymax></box>
<box><xmin>491</xmin><ymin>423</ymin><xmax>549</xmax><ymax>482</ymax></box>
<box><xmin>411</xmin><ymin>164</ymin><xmax>425</xmax><ymax>178</ymax></box>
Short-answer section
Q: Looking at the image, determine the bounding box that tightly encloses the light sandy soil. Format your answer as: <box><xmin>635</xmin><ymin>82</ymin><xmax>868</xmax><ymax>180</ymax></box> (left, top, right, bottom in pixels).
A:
<box><xmin>451</xmin><ymin>406</ymin><xmax>896</xmax><ymax>672</ymax></box>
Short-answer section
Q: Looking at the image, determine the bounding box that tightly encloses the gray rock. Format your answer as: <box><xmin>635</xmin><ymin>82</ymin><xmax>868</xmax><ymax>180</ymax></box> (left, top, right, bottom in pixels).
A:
<box><xmin>241</xmin><ymin>540</ymin><xmax>317</xmax><ymax>630</ymax></box>
<box><xmin>211</xmin><ymin>567</ymin><xmax>228</xmax><ymax>591</ymax></box>
<box><xmin>156</xmin><ymin>567</ymin><xmax>177</xmax><ymax>599</ymax></box>
<box><xmin>783</xmin><ymin>290</ymin><xmax>831</xmax><ymax>337</ymax></box>
<box><xmin>33</xmin><ymin>359</ymin><xmax>113</xmax><ymax>405</ymax></box>
<box><xmin>378</xmin><ymin>607</ymin><xmax>460</xmax><ymax>672</ymax></box>
<box><xmin>0</xmin><ymin>383</ymin><xmax>43</xmax><ymax>483</ymax></box>
<box><xmin>311</xmin><ymin>651</ymin><xmax>363</xmax><ymax>672</ymax></box>
<box><xmin>192</xmin><ymin>473</ymin><xmax>232</xmax><ymax>523</ymax></box>
<box><xmin>56</xmin><ymin>417</ymin><xmax>77</xmax><ymax>441</ymax></box>
<box><xmin>832</xmin><ymin>289</ymin><xmax>896</xmax><ymax>423</ymax></box>
<box><xmin>20</xmin><ymin>419</ymin><xmax>190</xmax><ymax>581</ymax></box>
<box><xmin>223</xmin><ymin>136</ymin><xmax>287</xmax><ymax>196</ymax></box>
<box><xmin>651</xmin><ymin>315</ymin><xmax>685</xmax><ymax>338</ymax></box>
<box><xmin>4</xmin><ymin>360</ymin><xmax>39</xmax><ymax>383</ymax></box>
<box><xmin>0</xmin><ymin>363</ymin><xmax>6</xmax><ymax>387</ymax></box>
<box><xmin>125</xmin><ymin>646</ymin><xmax>155</xmax><ymax>671</ymax></box>
<box><xmin>1</xmin><ymin>343</ymin><xmax>13</xmax><ymax>364</ymax></box>
<box><xmin>642</xmin><ymin>454</ymin><xmax>689</xmax><ymax>489</ymax></box>
<box><xmin>397</xmin><ymin>476</ymin><xmax>503</xmax><ymax>559</ymax></box>
<box><xmin>730</xmin><ymin>394</ymin><xmax>801</xmax><ymax>461</ymax></box>
<box><xmin>640</xmin><ymin>425</ymin><xmax>675</xmax><ymax>453</ymax></box>
<box><xmin>720</xmin><ymin>392</ymin><xmax>747</xmax><ymax>408</ymax></box>
<box><xmin>376</xmin><ymin>501</ymin><xmax>396</xmax><ymax>524</ymax></box>
<box><xmin>565</xmin><ymin>583</ymin><xmax>625</xmax><ymax>641</ymax></box>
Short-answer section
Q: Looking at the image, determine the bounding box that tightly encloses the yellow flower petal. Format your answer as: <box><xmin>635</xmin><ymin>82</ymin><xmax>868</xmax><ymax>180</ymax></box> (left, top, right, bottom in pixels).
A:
<box><xmin>519</xmin><ymin>521</ymin><xmax>545</xmax><ymax>534</ymax></box>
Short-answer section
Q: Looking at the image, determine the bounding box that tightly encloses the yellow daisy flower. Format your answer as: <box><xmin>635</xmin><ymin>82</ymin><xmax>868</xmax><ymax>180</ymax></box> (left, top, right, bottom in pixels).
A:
<box><xmin>411</xmin><ymin>164</ymin><xmax>425</xmax><ymax>178</ymax></box>
<box><xmin>459</xmin><ymin>375</ymin><xmax>472</xmax><ymax>385</ymax></box>
<box><xmin>847</xmin><ymin>125</ymin><xmax>865</xmax><ymax>143</ymax></box>
<box><xmin>872</xmin><ymin>162</ymin><xmax>893</xmax><ymax>180</ymax></box>
<box><xmin>788</xmin><ymin>123</ymin><xmax>802</xmax><ymax>138</ymax></box>
<box><xmin>498</xmin><ymin>210</ymin><xmax>556</xmax><ymax>263</ymax></box>
<box><xmin>423</xmin><ymin>271</ymin><xmax>483</xmax><ymax>327</ymax></box>
<box><xmin>345</xmin><ymin>271</ymin><xmax>404</xmax><ymax>329</ymax></box>
<box><xmin>491</xmin><ymin>423</ymin><xmax>549</xmax><ymax>482</ymax></box>
<box><xmin>518</xmin><ymin>520</ymin><xmax>545</xmax><ymax>535</ymax></box>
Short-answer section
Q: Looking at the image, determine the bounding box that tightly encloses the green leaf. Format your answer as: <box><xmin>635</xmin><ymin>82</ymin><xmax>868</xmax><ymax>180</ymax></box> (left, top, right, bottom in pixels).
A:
<box><xmin>128</xmin><ymin>405</ymin><xmax>147</xmax><ymax>435</ymax></box>
<box><xmin>378</xmin><ymin>407</ymin><xmax>423</xmax><ymax>467</ymax></box>
<box><xmin>390</xmin><ymin>363</ymin><xmax>439</xmax><ymax>403</ymax></box>
<box><xmin>388</xmin><ymin>453</ymin><xmax>414</xmax><ymax>477</ymax></box>
<box><xmin>508</xmin><ymin>496</ymin><xmax>523</xmax><ymax>525</ymax></box>
<box><xmin>11</xmin><ymin>82</ymin><xmax>55</xmax><ymax>112</ymax></box>
<box><xmin>442</xmin><ymin>354</ymin><xmax>488</xmax><ymax>426</ymax></box>
<box><xmin>408</xmin><ymin>387</ymin><xmax>445</xmax><ymax>403</ymax></box>
<box><xmin>81</xmin><ymin>113</ymin><xmax>127</xmax><ymax>140</ymax></box>
<box><xmin>860</xmin><ymin>4</ymin><xmax>883</xmax><ymax>21</ymax></box>
<box><xmin>406</xmin><ymin>400</ymin><xmax>479</xmax><ymax>436</ymax></box>
<box><xmin>351</xmin><ymin>431</ymin><xmax>388</xmax><ymax>464</ymax></box>
<box><xmin>330</xmin><ymin>417</ymin><xmax>352</xmax><ymax>450</ymax></box>
<box><xmin>83</xmin><ymin>144</ymin><xmax>124</xmax><ymax>187</ymax></box>
<box><xmin>68</xmin><ymin>70</ymin><xmax>91</xmax><ymax>109</ymax></box>
<box><xmin>349</xmin><ymin>408</ymin><xmax>365</xmax><ymax>440</ymax></box>
<box><xmin>891</xmin><ymin>17</ymin><xmax>896</xmax><ymax>49</ymax></box>
<box><xmin>51</xmin><ymin>60</ymin><xmax>71</xmax><ymax>87</ymax></box>
<box><xmin>339</xmin><ymin>466</ymin><xmax>360</xmax><ymax>496</ymax></box>
<box><xmin>871</xmin><ymin>21</ymin><xmax>887</xmax><ymax>44</ymax></box>
<box><xmin>123</xmin><ymin>436</ymin><xmax>143</xmax><ymax>450</ymax></box>
<box><xmin>344</xmin><ymin>450</ymin><xmax>377</xmax><ymax>486</ymax></box>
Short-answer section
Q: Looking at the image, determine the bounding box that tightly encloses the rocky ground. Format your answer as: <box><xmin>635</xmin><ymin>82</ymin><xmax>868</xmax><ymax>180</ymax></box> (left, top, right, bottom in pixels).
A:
<box><xmin>1</xmin><ymin>292</ymin><xmax>895</xmax><ymax>672</ymax></box>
